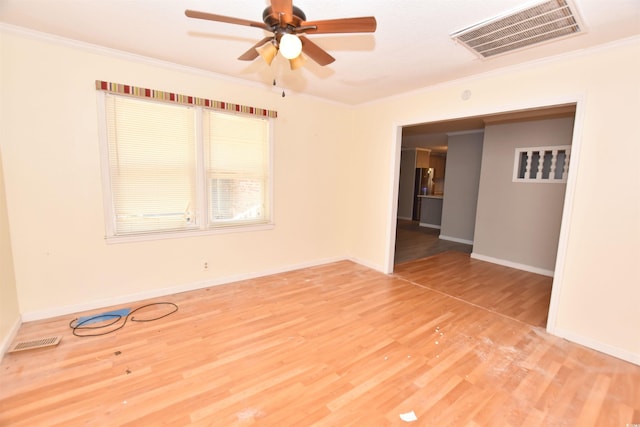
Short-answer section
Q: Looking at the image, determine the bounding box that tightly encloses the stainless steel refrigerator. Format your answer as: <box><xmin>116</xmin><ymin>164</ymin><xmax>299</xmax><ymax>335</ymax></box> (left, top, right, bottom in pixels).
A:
<box><xmin>412</xmin><ymin>168</ymin><xmax>434</xmax><ymax>220</ymax></box>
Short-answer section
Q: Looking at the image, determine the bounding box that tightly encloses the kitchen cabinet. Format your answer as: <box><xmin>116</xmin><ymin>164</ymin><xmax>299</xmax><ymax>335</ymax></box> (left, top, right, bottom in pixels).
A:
<box><xmin>430</xmin><ymin>154</ymin><xmax>447</xmax><ymax>179</ymax></box>
<box><xmin>416</xmin><ymin>149</ymin><xmax>431</xmax><ymax>168</ymax></box>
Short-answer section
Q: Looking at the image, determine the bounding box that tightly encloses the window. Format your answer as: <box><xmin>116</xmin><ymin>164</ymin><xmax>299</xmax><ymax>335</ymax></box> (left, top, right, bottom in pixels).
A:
<box><xmin>204</xmin><ymin>111</ymin><xmax>270</xmax><ymax>227</ymax></box>
<box><xmin>98</xmin><ymin>92</ymin><xmax>272</xmax><ymax>240</ymax></box>
<box><xmin>513</xmin><ymin>145</ymin><xmax>571</xmax><ymax>183</ymax></box>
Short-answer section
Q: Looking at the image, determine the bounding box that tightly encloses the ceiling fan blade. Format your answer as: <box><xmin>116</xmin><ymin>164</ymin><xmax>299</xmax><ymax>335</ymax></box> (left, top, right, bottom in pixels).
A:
<box><xmin>238</xmin><ymin>37</ymin><xmax>274</xmax><ymax>61</ymax></box>
<box><xmin>185</xmin><ymin>10</ymin><xmax>270</xmax><ymax>31</ymax></box>
<box><xmin>299</xmin><ymin>36</ymin><xmax>335</xmax><ymax>66</ymax></box>
<box><xmin>270</xmin><ymin>0</ymin><xmax>293</xmax><ymax>24</ymax></box>
<box><xmin>300</xmin><ymin>17</ymin><xmax>377</xmax><ymax>34</ymax></box>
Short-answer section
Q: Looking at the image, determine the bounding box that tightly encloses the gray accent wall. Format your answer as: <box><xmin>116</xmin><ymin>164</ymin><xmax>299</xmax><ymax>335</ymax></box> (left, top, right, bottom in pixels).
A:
<box><xmin>440</xmin><ymin>131</ymin><xmax>484</xmax><ymax>243</ymax></box>
<box><xmin>472</xmin><ymin>117</ymin><xmax>574</xmax><ymax>272</ymax></box>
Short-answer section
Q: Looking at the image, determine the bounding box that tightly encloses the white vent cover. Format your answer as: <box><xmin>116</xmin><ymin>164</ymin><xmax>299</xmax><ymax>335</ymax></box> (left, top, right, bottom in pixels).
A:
<box><xmin>450</xmin><ymin>0</ymin><xmax>583</xmax><ymax>58</ymax></box>
<box><xmin>8</xmin><ymin>336</ymin><xmax>62</xmax><ymax>353</ymax></box>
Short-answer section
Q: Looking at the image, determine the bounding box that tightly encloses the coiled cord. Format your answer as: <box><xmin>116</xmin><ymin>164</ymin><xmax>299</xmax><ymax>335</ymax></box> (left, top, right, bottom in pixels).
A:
<box><xmin>69</xmin><ymin>302</ymin><xmax>178</xmax><ymax>337</ymax></box>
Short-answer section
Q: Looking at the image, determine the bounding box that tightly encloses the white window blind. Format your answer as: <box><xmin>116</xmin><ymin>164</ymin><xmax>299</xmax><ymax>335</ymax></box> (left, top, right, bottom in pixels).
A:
<box><xmin>204</xmin><ymin>111</ymin><xmax>270</xmax><ymax>226</ymax></box>
<box><xmin>105</xmin><ymin>95</ymin><xmax>197</xmax><ymax>235</ymax></box>
<box><xmin>100</xmin><ymin>91</ymin><xmax>272</xmax><ymax>240</ymax></box>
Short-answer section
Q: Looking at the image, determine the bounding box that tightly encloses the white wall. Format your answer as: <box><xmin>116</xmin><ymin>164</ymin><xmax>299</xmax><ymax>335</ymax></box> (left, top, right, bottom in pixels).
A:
<box><xmin>0</xmin><ymin>29</ymin><xmax>354</xmax><ymax>320</ymax></box>
<box><xmin>350</xmin><ymin>38</ymin><xmax>640</xmax><ymax>364</ymax></box>
<box><xmin>440</xmin><ymin>131</ymin><xmax>484</xmax><ymax>243</ymax></box>
<box><xmin>0</xmin><ymin>149</ymin><xmax>21</xmax><ymax>355</ymax></box>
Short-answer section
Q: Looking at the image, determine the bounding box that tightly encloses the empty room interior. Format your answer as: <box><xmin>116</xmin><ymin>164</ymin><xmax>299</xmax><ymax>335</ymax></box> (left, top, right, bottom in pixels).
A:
<box><xmin>1</xmin><ymin>0</ymin><xmax>639</xmax><ymax>425</ymax></box>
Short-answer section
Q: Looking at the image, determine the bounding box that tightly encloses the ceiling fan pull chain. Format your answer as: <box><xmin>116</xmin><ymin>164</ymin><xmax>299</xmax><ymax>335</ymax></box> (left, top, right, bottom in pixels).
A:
<box><xmin>273</xmin><ymin>78</ymin><xmax>286</xmax><ymax>98</ymax></box>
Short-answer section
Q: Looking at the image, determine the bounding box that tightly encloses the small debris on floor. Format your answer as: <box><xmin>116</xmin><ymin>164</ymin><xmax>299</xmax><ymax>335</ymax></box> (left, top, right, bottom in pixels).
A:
<box><xmin>400</xmin><ymin>410</ymin><xmax>418</xmax><ymax>422</ymax></box>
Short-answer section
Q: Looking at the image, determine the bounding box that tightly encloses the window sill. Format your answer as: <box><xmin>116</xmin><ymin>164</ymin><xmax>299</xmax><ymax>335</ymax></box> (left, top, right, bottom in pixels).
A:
<box><xmin>104</xmin><ymin>223</ymin><xmax>275</xmax><ymax>244</ymax></box>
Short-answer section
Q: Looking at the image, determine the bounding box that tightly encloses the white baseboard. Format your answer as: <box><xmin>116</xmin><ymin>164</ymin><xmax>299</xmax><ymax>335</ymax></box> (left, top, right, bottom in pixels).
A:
<box><xmin>347</xmin><ymin>256</ymin><xmax>385</xmax><ymax>273</ymax></box>
<box><xmin>419</xmin><ymin>223</ymin><xmax>441</xmax><ymax>229</ymax></box>
<box><xmin>551</xmin><ymin>327</ymin><xmax>640</xmax><ymax>366</ymax></box>
<box><xmin>21</xmin><ymin>256</ymin><xmax>347</xmax><ymax>322</ymax></box>
<box><xmin>439</xmin><ymin>235</ymin><xmax>473</xmax><ymax>245</ymax></box>
<box><xmin>1</xmin><ymin>315</ymin><xmax>22</xmax><ymax>360</ymax></box>
<box><xmin>470</xmin><ymin>252</ymin><xmax>554</xmax><ymax>277</ymax></box>
<box><xmin>397</xmin><ymin>216</ymin><xmax>413</xmax><ymax>221</ymax></box>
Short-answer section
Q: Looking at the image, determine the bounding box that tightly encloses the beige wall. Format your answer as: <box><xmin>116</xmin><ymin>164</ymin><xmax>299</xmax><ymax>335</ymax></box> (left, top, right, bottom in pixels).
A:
<box><xmin>349</xmin><ymin>38</ymin><xmax>640</xmax><ymax>363</ymax></box>
<box><xmin>472</xmin><ymin>117</ymin><xmax>573</xmax><ymax>273</ymax></box>
<box><xmin>2</xmin><ymin>27</ymin><xmax>639</xmax><ymax>364</ymax></box>
<box><xmin>0</xmin><ymin>29</ymin><xmax>354</xmax><ymax>319</ymax></box>
<box><xmin>0</xmin><ymin>148</ymin><xmax>20</xmax><ymax>353</ymax></box>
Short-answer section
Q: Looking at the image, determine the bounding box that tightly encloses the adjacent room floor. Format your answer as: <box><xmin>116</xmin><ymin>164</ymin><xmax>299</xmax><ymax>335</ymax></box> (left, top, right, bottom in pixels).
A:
<box><xmin>394</xmin><ymin>220</ymin><xmax>472</xmax><ymax>265</ymax></box>
<box><xmin>393</xmin><ymin>219</ymin><xmax>550</xmax><ymax>327</ymax></box>
<box><xmin>394</xmin><ymin>251</ymin><xmax>552</xmax><ymax>328</ymax></box>
<box><xmin>1</xmin><ymin>257</ymin><xmax>638</xmax><ymax>426</ymax></box>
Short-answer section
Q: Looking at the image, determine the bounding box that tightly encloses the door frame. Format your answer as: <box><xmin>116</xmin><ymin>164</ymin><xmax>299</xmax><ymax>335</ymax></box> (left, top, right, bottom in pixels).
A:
<box><xmin>384</xmin><ymin>95</ymin><xmax>585</xmax><ymax>335</ymax></box>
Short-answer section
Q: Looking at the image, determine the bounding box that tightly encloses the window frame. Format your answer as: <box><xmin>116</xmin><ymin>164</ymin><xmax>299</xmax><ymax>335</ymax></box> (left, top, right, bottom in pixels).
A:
<box><xmin>512</xmin><ymin>145</ymin><xmax>571</xmax><ymax>184</ymax></box>
<box><xmin>96</xmin><ymin>91</ymin><xmax>274</xmax><ymax>243</ymax></box>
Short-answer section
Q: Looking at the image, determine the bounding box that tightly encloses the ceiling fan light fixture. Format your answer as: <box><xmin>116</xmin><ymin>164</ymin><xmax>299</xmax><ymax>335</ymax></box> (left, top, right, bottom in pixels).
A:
<box><xmin>256</xmin><ymin>41</ymin><xmax>278</xmax><ymax>65</ymax></box>
<box><xmin>289</xmin><ymin>54</ymin><xmax>306</xmax><ymax>70</ymax></box>
<box><xmin>279</xmin><ymin>33</ymin><xmax>302</xmax><ymax>59</ymax></box>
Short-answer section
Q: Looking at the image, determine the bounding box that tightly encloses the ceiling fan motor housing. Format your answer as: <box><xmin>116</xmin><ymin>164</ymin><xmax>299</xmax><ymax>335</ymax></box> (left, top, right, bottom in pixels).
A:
<box><xmin>262</xmin><ymin>5</ymin><xmax>306</xmax><ymax>28</ymax></box>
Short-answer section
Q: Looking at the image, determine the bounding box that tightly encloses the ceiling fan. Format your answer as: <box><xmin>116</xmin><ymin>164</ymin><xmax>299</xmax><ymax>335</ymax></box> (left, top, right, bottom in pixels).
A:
<box><xmin>185</xmin><ymin>0</ymin><xmax>377</xmax><ymax>70</ymax></box>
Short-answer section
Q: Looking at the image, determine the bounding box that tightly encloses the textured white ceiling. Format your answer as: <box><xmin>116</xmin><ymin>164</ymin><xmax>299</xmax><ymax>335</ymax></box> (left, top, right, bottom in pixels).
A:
<box><xmin>1</xmin><ymin>0</ymin><xmax>638</xmax><ymax>105</ymax></box>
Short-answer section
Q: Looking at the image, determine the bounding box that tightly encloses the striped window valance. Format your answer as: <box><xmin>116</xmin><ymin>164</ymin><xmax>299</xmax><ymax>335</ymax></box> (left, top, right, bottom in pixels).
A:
<box><xmin>95</xmin><ymin>80</ymin><xmax>277</xmax><ymax>118</ymax></box>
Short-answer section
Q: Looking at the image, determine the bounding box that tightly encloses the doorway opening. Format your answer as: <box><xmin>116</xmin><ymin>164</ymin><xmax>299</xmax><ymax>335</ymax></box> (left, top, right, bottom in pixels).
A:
<box><xmin>389</xmin><ymin>102</ymin><xmax>580</xmax><ymax>330</ymax></box>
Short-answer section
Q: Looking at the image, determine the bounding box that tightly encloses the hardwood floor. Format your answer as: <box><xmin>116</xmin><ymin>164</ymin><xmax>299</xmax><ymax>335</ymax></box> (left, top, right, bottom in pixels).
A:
<box><xmin>1</xmin><ymin>259</ymin><xmax>639</xmax><ymax>426</ymax></box>
<box><xmin>393</xmin><ymin>219</ymin><xmax>550</xmax><ymax>327</ymax></box>
<box><xmin>394</xmin><ymin>251</ymin><xmax>552</xmax><ymax>328</ymax></box>
<box><xmin>394</xmin><ymin>220</ymin><xmax>472</xmax><ymax>265</ymax></box>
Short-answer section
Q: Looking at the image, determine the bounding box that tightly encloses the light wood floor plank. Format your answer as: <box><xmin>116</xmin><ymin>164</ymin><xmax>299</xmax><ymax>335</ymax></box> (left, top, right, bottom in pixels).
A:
<box><xmin>1</xmin><ymin>257</ymin><xmax>638</xmax><ymax>426</ymax></box>
<box><xmin>394</xmin><ymin>251</ymin><xmax>552</xmax><ymax>327</ymax></box>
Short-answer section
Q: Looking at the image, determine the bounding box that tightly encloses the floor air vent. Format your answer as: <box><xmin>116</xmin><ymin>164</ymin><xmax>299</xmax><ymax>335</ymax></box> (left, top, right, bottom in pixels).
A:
<box><xmin>450</xmin><ymin>0</ymin><xmax>583</xmax><ymax>58</ymax></box>
<box><xmin>8</xmin><ymin>336</ymin><xmax>62</xmax><ymax>353</ymax></box>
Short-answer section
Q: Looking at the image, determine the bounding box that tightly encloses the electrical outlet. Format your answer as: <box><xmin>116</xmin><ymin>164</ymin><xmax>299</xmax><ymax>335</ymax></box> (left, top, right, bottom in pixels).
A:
<box><xmin>203</xmin><ymin>262</ymin><xmax>209</xmax><ymax>270</ymax></box>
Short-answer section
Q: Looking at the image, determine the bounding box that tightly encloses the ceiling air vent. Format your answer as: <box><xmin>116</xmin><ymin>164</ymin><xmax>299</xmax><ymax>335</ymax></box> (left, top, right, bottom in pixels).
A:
<box><xmin>450</xmin><ymin>0</ymin><xmax>583</xmax><ymax>59</ymax></box>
